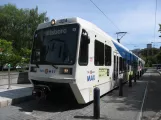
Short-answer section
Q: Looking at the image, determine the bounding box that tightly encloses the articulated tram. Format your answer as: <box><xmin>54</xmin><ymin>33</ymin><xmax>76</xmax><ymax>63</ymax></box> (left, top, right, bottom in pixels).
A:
<box><xmin>28</xmin><ymin>17</ymin><xmax>145</xmax><ymax>104</ymax></box>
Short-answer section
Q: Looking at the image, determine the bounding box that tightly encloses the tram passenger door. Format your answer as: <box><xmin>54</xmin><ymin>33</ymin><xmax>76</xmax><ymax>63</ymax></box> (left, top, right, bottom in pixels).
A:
<box><xmin>113</xmin><ymin>53</ymin><xmax>118</xmax><ymax>80</ymax></box>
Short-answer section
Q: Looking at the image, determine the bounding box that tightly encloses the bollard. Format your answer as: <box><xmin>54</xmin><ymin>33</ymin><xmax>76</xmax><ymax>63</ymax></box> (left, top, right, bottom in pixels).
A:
<box><xmin>134</xmin><ymin>73</ymin><xmax>136</xmax><ymax>82</ymax></box>
<box><xmin>119</xmin><ymin>78</ymin><xmax>123</xmax><ymax>96</ymax></box>
<box><xmin>129</xmin><ymin>75</ymin><xmax>132</xmax><ymax>87</ymax></box>
<box><xmin>140</xmin><ymin>71</ymin><xmax>142</xmax><ymax>77</ymax></box>
<box><xmin>94</xmin><ymin>87</ymin><xmax>100</xmax><ymax>119</ymax></box>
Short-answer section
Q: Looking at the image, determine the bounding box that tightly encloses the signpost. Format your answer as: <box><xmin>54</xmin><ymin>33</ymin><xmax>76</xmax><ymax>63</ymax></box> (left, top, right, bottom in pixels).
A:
<box><xmin>7</xmin><ymin>64</ymin><xmax>11</xmax><ymax>89</ymax></box>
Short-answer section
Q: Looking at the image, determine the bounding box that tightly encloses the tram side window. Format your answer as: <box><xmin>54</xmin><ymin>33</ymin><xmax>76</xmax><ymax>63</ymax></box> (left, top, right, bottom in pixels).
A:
<box><xmin>78</xmin><ymin>31</ymin><xmax>89</xmax><ymax>65</ymax></box>
<box><xmin>105</xmin><ymin>45</ymin><xmax>111</xmax><ymax>66</ymax></box>
<box><xmin>128</xmin><ymin>60</ymin><xmax>130</xmax><ymax>71</ymax></box>
<box><xmin>94</xmin><ymin>40</ymin><xmax>104</xmax><ymax>66</ymax></box>
<box><xmin>119</xmin><ymin>57</ymin><xmax>123</xmax><ymax>71</ymax></box>
<box><xmin>117</xmin><ymin>56</ymin><xmax>118</xmax><ymax>70</ymax></box>
<box><xmin>123</xmin><ymin>58</ymin><xmax>126</xmax><ymax>70</ymax></box>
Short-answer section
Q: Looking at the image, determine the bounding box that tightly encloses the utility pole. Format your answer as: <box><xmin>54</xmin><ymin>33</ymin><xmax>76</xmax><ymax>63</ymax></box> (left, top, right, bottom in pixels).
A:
<box><xmin>116</xmin><ymin>32</ymin><xmax>127</xmax><ymax>43</ymax></box>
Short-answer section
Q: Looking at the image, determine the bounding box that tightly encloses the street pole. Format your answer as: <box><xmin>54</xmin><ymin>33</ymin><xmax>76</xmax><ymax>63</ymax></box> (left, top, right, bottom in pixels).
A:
<box><xmin>7</xmin><ymin>64</ymin><xmax>11</xmax><ymax>89</ymax></box>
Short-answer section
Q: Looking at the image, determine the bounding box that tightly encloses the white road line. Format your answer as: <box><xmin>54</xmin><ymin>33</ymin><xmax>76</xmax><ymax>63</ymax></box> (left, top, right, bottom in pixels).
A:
<box><xmin>137</xmin><ymin>73</ymin><xmax>149</xmax><ymax>120</ymax></box>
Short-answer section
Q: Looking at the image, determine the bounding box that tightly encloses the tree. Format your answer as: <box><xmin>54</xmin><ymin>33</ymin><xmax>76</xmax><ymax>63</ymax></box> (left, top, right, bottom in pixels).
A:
<box><xmin>155</xmin><ymin>51</ymin><xmax>161</xmax><ymax>63</ymax></box>
<box><xmin>0</xmin><ymin>39</ymin><xmax>21</xmax><ymax>68</ymax></box>
<box><xmin>0</xmin><ymin>4</ymin><xmax>49</xmax><ymax>67</ymax></box>
<box><xmin>19</xmin><ymin>48</ymin><xmax>31</xmax><ymax>64</ymax></box>
<box><xmin>0</xmin><ymin>4</ymin><xmax>49</xmax><ymax>51</ymax></box>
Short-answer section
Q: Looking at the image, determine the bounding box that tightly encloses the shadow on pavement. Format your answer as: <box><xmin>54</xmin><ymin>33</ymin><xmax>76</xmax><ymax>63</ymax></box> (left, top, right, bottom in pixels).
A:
<box><xmin>74</xmin><ymin>115</ymin><xmax>105</xmax><ymax>119</ymax></box>
<box><xmin>10</xmin><ymin>68</ymin><xmax>161</xmax><ymax>120</ymax></box>
<box><xmin>13</xmin><ymin>87</ymin><xmax>92</xmax><ymax>114</ymax></box>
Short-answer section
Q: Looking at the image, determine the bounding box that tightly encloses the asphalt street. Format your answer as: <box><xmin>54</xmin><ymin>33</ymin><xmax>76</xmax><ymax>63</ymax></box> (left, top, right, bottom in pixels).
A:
<box><xmin>142</xmin><ymin>69</ymin><xmax>161</xmax><ymax>120</ymax></box>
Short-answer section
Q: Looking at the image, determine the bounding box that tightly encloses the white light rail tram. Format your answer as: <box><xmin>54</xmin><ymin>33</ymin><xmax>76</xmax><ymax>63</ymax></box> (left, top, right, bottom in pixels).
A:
<box><xmin>29</xmin><ymin>17</ymin><xmax>145</xmax><ymax>104</ymax></box>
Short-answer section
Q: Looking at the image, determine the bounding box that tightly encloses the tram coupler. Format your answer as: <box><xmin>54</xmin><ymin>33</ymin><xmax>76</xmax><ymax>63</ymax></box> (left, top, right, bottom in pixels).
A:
<box><xmin>32</xmin><ymin>85</ymin><xmax>51</xmax><ymax>99</ymax></box>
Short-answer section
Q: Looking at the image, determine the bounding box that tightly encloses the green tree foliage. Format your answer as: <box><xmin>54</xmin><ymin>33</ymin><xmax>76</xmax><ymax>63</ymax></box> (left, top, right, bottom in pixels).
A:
<box><xmin>140</xmin><ymin>48</ymin><xmax>160</xmax><ymax>56</ymax></box>
<box><xmin>19</xmin><ymin>48</ymin><xmax>31</xmax><ymax>63</ymax></box>
<box><xmin>0</xmin><ymin>4</ymin><xmax>49</xmax><ymax>65</ymax></box>
<box><xmin>139</xmin><ymin>47</ymin><xmax>161</xmax><ymax>67</ymax></box>
<box><xmin>0</xmin><ymin>39</ymin><xmax>21</xmax><ymax>67</ymax></box>
<box><xmin>155</xmin><ymin>51</ymin><xmax>161</xmax><ymax>63</ymax></box>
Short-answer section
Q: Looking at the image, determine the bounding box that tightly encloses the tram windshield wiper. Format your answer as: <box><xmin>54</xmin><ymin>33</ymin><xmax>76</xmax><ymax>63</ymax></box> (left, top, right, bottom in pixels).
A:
<box><xmin>44</xmin><ymin>61</ymin><xmax>58</xmax><ymax>69</ymax></box>
<box><xmin>35</xmin><ymin>62</ymin><xmax>39</xmax><ymax>68</ymax></box>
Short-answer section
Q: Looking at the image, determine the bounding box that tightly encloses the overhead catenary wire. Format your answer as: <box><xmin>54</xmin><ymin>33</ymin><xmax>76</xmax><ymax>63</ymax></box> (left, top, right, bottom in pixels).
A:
<box><xmin>89</xmin><ymin>0</ymin><xmax>121</xmax><ymax>32</ymax></box>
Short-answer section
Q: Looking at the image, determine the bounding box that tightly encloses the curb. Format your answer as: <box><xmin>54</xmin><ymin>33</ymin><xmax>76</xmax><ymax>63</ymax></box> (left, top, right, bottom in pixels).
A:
<box><xmin>0</xmin><ymin>95</ymin><xmax>34</xmax><ymax>108</ymax></box>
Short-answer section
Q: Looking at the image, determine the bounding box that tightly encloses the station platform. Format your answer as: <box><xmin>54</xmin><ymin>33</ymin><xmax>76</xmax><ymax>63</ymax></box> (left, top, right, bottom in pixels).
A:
<box><xmin>0</xmin><ymin>84</ymin><xmax>33</xmax><ymax>108</ymax></box>
<box><xmin>0</xmin><ymin>69</ymin><xmax>160</xmax><ymax>120</ymax></box>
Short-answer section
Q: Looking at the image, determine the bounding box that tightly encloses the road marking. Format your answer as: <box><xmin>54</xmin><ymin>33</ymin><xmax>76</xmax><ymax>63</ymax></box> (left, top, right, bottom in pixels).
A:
<box><xmin>137</xmin><ymin>73</ymin><xmax>149</xmax><ymax>120</ymax></box>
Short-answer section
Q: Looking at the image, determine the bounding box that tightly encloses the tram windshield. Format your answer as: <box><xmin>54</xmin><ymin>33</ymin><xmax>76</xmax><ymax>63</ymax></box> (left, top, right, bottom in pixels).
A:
<box><xmin>31</xmin><ymin>24</ymin><xmax>80</xmax><ymax>65</ymax></box>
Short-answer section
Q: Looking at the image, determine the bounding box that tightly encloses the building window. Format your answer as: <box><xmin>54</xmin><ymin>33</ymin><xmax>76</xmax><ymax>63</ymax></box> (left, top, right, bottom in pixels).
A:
<box><xmin>117</xmin><ymin>56</ymin><xmax>118</xmax><ymax>70</ymax></box>
<box><xmin>123</xmin><ymin>58</ymin><xmax>126</xmax><ymax>70</ymax></box>
<box><xmin>94</xmin><ymin>40</ymin><xmax>104</xmax><ymax>66</ymax></box>
<box><xmin>128</xmin><ymin>60</ymin><xmax>130</xmax><ymax>70</ymax></box>
<box><xmin>105</xmin><ymin>45</ymin><xmax>112</xmax><ymax>66</ymax></box>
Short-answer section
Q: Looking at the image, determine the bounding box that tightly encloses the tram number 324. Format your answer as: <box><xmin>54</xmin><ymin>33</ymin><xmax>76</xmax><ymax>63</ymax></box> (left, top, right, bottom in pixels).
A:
<box><xmin>87</xmin><ymin>75</ymin><xmax>95</xmax><ymax>81</ymax></box>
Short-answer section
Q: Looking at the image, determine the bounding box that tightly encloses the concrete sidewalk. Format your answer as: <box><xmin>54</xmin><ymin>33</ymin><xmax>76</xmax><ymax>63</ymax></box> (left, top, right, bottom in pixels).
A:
<box><xmin>60</xmin><ymin>75</ymin><xmax>148</xmax><ymax>120</ymax></box>
<box><xmin>0</xmin><ymin>71</ymin><xmax>151</xmax><ymax>120</ymax></box>
<box><xmin>0</xmin><ymin>84</ymin><xmax>33</xmax><ymax>108</ymax></box>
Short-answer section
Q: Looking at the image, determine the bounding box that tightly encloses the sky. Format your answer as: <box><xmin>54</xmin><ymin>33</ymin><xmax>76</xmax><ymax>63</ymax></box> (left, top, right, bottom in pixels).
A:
<box><xmin>0</xmin><ymin>0</ymin><xmax>161</xmax><ymax>50</ymax></box>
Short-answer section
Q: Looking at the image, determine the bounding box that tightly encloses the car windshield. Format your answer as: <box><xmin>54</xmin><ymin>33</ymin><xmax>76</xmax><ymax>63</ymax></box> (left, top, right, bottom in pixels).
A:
<box><xmin>31</xmin><ymin>24</ymin><xmax>80</xmax><ymax>65</ymax></box>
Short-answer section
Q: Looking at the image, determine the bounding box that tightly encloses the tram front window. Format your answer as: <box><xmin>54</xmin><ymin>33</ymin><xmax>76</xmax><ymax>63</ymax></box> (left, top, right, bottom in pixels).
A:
<box><xmin>31</xmin><ymin>24</ymin><xmax>80</xmax><ymax>65</ymax></box>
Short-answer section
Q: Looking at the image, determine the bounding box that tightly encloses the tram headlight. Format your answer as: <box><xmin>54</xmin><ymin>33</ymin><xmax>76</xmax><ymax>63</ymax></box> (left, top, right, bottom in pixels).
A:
<box><xmin>64</xmin><ymin>68</ymin><xmax>69</xmax><ymax>73</ymax></box>
<box><xmin>51</xmin><ymin>19</ymin><xmax>55</xmax><ymax>25</ymax></box>
<box><xmin>60</xmin><ymin>68</ymin><xmax>72</xmax><ymax>75</ymax></box>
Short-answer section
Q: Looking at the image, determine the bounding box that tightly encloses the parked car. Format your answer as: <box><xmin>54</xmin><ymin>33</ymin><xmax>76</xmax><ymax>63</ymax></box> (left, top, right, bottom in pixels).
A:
<box><xmin>2</xmin><ymin>63</ymin><xmax>14</xmax><ymax>71</ymax></box>
<box><xmin>16</xmin><ymin>63</ymin><xmax>29</xmax><ymax>71</ymax></box>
